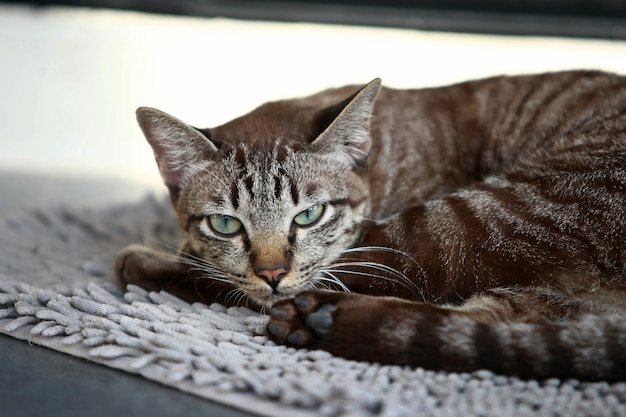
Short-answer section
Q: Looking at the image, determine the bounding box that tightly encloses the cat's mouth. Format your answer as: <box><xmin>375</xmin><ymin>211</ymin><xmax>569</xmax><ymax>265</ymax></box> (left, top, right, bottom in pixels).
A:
<box><xmin>240</xmin><ymin>290</ymin><xmax>293</xmax><ymax>310</ymax></box>
<box><xmin>243</xmin><ymin>278</ymin><xmax>314</xmax><ymax>309</ymax></box>
<box><xmin>236</xmin><ymin>264</ymin><xmax>345</xmax><ymax>308</ymax></box>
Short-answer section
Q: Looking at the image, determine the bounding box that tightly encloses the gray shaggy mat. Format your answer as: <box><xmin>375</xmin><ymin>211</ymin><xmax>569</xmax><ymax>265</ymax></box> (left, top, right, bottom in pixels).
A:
<box><xmin>1</xmin><ymin>196</ymin><xmax>625</xmax><ymax>417</ymax></box>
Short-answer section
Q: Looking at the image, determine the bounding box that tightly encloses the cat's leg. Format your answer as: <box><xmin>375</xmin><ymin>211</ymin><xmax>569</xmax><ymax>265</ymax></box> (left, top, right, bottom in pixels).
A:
<box><xmin>266</xmin><ymin>289</ymin><xmax>625</xmax><ymax>380</ymax></box>
<box><xmin>115</xmin><ymin>244</ymin><xmax>237</xmax><ymax>306</ymax></box>
<box><xmin>267</xmin><ymin>290</ymin><xmax>519</xmax><ymax>363</ymax></box>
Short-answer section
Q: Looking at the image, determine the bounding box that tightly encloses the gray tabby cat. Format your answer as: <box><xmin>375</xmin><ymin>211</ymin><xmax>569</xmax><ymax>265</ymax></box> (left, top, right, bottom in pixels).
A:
<box><xmin>116</xmin><ymin>70</ymin><xmax>626</xmax><ymax>381</ymax></box>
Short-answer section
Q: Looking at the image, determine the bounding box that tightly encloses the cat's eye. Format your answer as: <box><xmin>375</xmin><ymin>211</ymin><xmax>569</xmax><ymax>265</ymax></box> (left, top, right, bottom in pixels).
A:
<box><xmin>293</xmin><ymin>204</ymin><xmax>325</xmax><ymax>227</ymax></box>
<box><xmin>208</xmin><ymin>214</ymin><xmax>243</xmax><ymax>236</ymax></box>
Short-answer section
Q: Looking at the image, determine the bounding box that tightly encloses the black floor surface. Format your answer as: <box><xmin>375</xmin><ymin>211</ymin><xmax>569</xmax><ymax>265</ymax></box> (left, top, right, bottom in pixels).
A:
<box><xmin>0</xmin><ymin>335</ymin><xmax>253</xmax><ymax>417</ymax></box>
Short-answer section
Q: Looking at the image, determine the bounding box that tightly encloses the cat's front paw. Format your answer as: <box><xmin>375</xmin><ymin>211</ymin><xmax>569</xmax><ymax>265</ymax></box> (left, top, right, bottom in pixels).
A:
<box><xmin>114</xmin><ymin>244</ymin><xmax>160</xmax><ymax>288</ymax></box>
<box><xmin>267</xmin><ymin>291</ymin><xmax>392</xmax><ymax>353</ymax></box>
<box><xmin>267</xmin><ymin>291</ymin><xmax>343</xmax><ymax>347</ymax></box>
<box><xmin>114</xmin><ymin>244</ymin><xmax>188</xmax><ymax>292</ymax></box>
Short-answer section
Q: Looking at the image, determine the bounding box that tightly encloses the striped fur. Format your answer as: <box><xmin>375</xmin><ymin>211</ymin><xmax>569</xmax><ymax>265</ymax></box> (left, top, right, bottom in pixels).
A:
<box><xmin>117</xmin><ymin>70</ymin><xmax>626</xmax><ymax>381</ymax></box>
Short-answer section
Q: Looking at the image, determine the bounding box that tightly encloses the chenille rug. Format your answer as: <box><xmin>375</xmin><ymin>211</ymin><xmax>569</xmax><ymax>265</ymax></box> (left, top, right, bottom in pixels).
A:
<box><xmin>1</xmin><ymin>196</ymin><xmax>625</xmax><ymax>417</ymax></box>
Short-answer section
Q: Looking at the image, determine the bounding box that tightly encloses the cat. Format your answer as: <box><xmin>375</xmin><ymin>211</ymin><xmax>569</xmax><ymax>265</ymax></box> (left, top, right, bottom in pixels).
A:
<box><xmin>116</xmin><ymin>70</ymin><xmax>626</xmax><ymax>382</ymax></box>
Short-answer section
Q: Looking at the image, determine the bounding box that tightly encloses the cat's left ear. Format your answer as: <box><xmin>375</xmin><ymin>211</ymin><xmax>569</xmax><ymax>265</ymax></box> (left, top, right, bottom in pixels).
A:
<box><xmin>311</xmin><ymin>78</ymin><xmax>381</xmax><ymax>166</ymax></box>
<box><xmin>136</xmin><ymin>107</ymin><xmax>218</xmax><ymax>195</ymax></box>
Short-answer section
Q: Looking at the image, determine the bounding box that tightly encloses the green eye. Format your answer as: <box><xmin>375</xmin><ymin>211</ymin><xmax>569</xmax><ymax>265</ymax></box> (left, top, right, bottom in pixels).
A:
<box><xmin>208</xmin><ymin>214</ymin><xmax>243</xmax><ymax>236</ymax></box>
<box><xmin>293</xmin><ymin>204</ymin><xmax>325</xmax><ymax>227</ymax></box>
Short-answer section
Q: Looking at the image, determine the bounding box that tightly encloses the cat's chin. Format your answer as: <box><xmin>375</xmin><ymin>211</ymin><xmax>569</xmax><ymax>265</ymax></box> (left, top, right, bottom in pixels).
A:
<box><xmin>250</xmin><ymin>292</ymin><xmax>299</xmax><ymax>310</ymax></box>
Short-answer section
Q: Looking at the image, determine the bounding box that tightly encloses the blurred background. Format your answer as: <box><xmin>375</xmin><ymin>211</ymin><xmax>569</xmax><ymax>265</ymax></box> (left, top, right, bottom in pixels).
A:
<box><xmin>0</xmin><ymin>0</ymin><xmax>625</xmax><ymax>210</ymax></box>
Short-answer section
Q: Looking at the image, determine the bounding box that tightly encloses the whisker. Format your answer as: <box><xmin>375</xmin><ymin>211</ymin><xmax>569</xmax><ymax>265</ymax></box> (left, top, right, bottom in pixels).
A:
<box><xmin>339</xmin><ymin>245</ymin><xmax>429</xmax><ymax>300</ymax></box>
<box><xmin>236</xmin><ymin>290</ymin><xmax>247</xmax><ymax>307</ymax></box>
<box><xmin>317</xmin><ymin>271</ymin><xmax>352</xmax><ymax>293</ymax></box>
<box><xmin>182</xmin><ymin>277</ymin><xmax>226</xmax><ymax>305</ymax></box>
<box><xmin>184</xmin><ymin>269</ymin><xmax>232</xmax><ymax>284</ymax></box>
<box><xmin>313</xmin><ymin>281</ymin><xmax>330</xmax><ymax>291</ymax></box>
<box><xmin>331</xmin><ymin>261</ymin><xmax>412</xmax><ymax>281</ymax></box>
<box><xmin>144</xmin><ymin>238</ymin><xmax>224</xmax><ymax>274</ymax></box>
<box><xmin>140</xmin><ymin>240</ymin><xmax>233</xmax><ymax>287</ymax></box>
<box><xmin>331</xmin><ymin>261</ymin><xmax>422</xmax><ymax>296</ymax></box>
<box><xmin>125</xmin><ymin>237</ymin><xmax>259</xmax><ymax>307</ymax></box>
<box><xmin>191</xmin><ymin>267</ymin><xmax>228</xmax><ymax>283</ymax></box>
<box><xmin>193</xmin><ymin>276</ymin><xmax>207</xmax><ymax>303</ymax></box>
<box><xmin>343</xmin><ymin>245</ymin><xmax>421</xmax><ymax>267</ymax></box>
<box><xmin>240</xmin><ymin>291</ymin><xmax>248</xmax><ymax>307</ymax></box>
<box><xmin>324</xmin><ymin>267</ymin><xmax>424</xmax><ymax>299</ymax></box>
<box><xmin>178</xmin><ymin>257</ymin><xmax>223</xmax><ymax>274</ymax></box>
<box><xmin>224</xmin><ymin>288</ymin><xmax>242</xmax><ymax>306</ymax></box>
<box><xmin>236</xmin><ymin>290</ymin><xmax>251</xmax><ymax>308</ymax></box>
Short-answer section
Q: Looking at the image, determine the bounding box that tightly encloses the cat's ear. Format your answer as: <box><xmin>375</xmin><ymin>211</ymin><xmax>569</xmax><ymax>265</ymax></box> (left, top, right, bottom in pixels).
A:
<box><xmin>136</xmin><ymin>107</ymin><xmax>218</xmax><ymax>193</ymax></box>
<box><xmin>311</xmin><ymin>78</ymin><xmax>381</xmax><ymax>165</ymax></box>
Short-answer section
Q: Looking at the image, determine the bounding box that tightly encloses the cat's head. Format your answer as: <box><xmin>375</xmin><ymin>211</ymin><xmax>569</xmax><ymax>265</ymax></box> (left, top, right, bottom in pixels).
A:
<box><xmin>136</xmin><ymin>79</ymin><xmax>381</xmax><ymax>307</ymax></box>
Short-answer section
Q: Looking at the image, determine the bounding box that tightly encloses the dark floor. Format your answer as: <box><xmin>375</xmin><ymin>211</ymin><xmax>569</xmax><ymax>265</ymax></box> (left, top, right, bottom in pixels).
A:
<box><xmin>0</xmin><ymin>335</ymin><xmax>252</xmax><ymax>417</ymax></box>
<box><xmin>0</xmin><ymin>171</ymin><xmax>254</xmax><ymax>417</ymax></box>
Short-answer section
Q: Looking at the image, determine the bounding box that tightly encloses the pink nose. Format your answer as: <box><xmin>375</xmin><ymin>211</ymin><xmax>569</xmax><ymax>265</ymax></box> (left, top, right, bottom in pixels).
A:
<box><xmin>255</xmin><ymin>266</ymin><xmax>288</xmax><ymax>291</ymax></box>
<box><xmin>256</xmin><ymin>267</ymin><xmax>288</xmax><ymax>282</ymax></box>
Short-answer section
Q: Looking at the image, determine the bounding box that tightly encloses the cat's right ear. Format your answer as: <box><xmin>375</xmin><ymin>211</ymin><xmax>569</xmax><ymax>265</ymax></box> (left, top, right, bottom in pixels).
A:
<box><xmin>311</xmin><ymin>78</ymin><xmax>381</xmax><ymax>166</ymax></box>
<box><xmin>136</xmin><ymin>107</ymin><xmax>218</xmax><ymax>195</ymax></box>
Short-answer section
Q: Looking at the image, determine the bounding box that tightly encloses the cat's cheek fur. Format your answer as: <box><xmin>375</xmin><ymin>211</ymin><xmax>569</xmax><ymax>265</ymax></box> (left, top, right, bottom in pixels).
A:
<box><xmin>187</xmin><ymin>230</ymin><xmax>251</xmax><ymax>281</ymax></box>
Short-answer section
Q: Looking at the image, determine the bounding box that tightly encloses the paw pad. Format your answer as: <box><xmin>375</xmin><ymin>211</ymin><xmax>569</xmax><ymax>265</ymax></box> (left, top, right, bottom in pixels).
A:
<box><xmin>304</xmin><ymin>304</ymin><xmax>335</xmax><ymax>337</ymax></box>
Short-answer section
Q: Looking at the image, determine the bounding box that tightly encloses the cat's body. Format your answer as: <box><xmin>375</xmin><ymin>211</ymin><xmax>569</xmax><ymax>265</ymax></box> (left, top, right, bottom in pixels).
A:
<box><xmin>116</xmin><ymin>70</ymin><xmax>626</xmax><ymax>381</ymax></box>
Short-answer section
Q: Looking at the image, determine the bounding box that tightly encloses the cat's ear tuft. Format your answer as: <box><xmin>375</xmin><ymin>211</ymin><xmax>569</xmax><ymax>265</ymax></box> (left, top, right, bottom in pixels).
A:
<box><xmin>136</xmin><ymin>107</ymin><xmax>218</xmax><ymax>193</ymax></box>
<box><xmin>311</xmin><ymin>78</ymin><xmax>381</xmax><ymax>166</ymax></box>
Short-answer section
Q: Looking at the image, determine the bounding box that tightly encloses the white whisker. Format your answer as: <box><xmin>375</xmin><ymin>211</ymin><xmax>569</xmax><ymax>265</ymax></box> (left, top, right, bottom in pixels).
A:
<box><xmin>259</xmin><ymin>303</ymin><xmax>268</xmax><ymax>315</ymax></box>
<box><xmin>317</xmin><ymin>271</ymin><xmax>351</xmax><ymax>293</ymax></box>
<box><xmin>332</xmin><ymin>261</ymin><xmax>411</xmax><ymax>281</ymax></box>
<box><xmin>324</xmin><ymin>267</ymin><xmax>424</xmax><ymax>300</ymax></box>
<box><xmin>225</xmin><ymin>288</ymin><xmax>243</xmax><ymax>306</ymax></box>
<box><xmin>343</xmin><ymin>245</ymin><xmax>421</xmax><ymax>267</ymax></box>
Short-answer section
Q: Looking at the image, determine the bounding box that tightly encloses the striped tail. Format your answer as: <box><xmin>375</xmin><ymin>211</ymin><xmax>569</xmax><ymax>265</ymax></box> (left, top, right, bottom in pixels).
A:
<box><xmin>425</xmin><ymin>314</ymin><xmax>626</xmax><ymax>381</ymax></box>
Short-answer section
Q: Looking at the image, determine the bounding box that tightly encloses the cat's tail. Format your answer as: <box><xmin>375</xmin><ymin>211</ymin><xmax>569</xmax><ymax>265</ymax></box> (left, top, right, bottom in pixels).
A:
<box><xmin>432</xmin><ymin>314</ymin><xmax>626</xmax><ymax>381</ymax></box>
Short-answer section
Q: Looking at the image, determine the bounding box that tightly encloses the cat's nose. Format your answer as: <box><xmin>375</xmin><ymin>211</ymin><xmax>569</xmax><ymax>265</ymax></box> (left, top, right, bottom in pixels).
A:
<box><xmin>255</xmin><ymin>266</ymin><xmax>289</xmax><ymax>291</ymax></box>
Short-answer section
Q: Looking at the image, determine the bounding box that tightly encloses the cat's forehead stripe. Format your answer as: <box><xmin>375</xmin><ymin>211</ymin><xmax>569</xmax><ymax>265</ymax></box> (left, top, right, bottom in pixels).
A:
<box><xmin>230</xmin><ymin>182</ymin><xmax>240</xmax><ymax>210</ymax></box>
<box><xmin>243</xmin><ymin>175</ymin><xmax>255</xmax><ymax>202</ymax></box>
<box><xmin>289</xmin><ymin>178</ymin><xmax>299</xmax><ymax>205</ymax></box>
<box><xmin>273</xmin><ymin>174</ymin><xmax>283</xmax><ymax>201</ymax></box>
<box><xmin>233</xmin><ymin>144</ymin><xmax>247</xmax><ymax>168</ymax></box>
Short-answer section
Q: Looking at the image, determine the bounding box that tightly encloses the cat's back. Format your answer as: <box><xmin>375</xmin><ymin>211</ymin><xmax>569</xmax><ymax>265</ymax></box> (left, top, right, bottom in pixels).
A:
<box><xmin>363</xmin><ymin>71</ymin><xmax>626</xmax><ymax>218</ymax></box>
